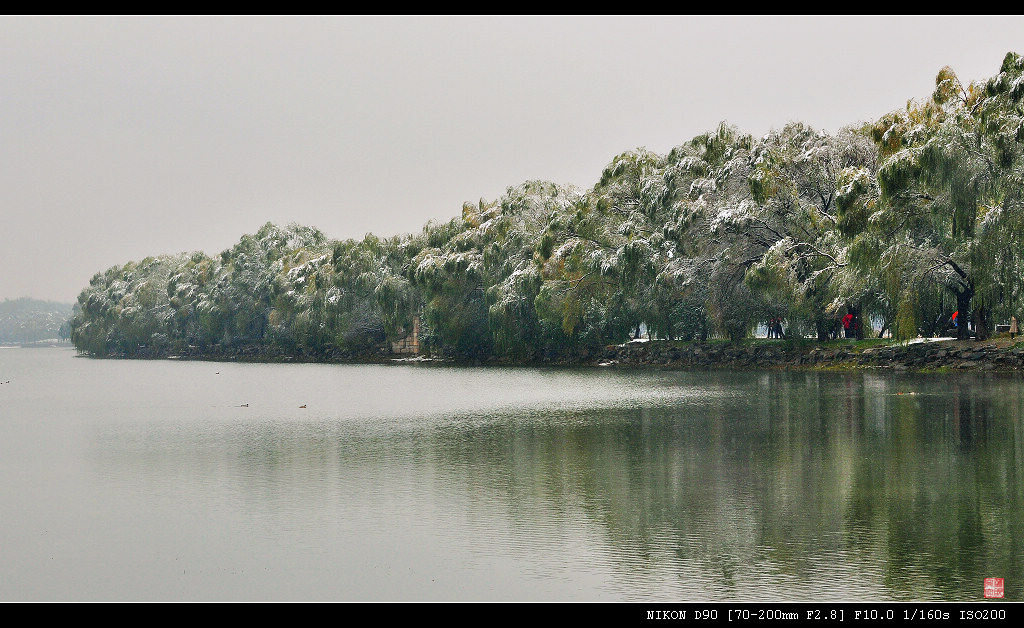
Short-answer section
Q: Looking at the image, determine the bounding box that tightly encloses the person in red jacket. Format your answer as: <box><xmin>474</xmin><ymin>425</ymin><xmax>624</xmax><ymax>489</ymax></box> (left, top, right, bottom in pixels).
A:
<box><xmin>842</xmin><ymin>313</ymin><xmax>853</xmax><ymax>338</ymax></box>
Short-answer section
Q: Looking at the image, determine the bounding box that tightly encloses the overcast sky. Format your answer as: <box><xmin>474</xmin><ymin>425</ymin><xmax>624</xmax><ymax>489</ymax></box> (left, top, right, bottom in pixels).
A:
<box><xmin>3</xmin><ymin>15</ymin><xmax>1024</xmax><ymax>302</ymax></box>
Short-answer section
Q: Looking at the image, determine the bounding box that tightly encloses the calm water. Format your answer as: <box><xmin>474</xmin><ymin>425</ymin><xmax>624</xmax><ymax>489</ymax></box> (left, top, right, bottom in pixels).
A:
<box><xmin>1</xmin><ymin>347</ymin><xmax>1021</xmax><ymax>601</ymax></box>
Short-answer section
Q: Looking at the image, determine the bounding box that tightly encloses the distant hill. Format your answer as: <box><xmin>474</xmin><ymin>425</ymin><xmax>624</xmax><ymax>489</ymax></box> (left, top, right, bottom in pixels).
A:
<box><xmin>0</xmin><ymin>298</ymin><xmax>73</xmax><ymax>345</ymax></box>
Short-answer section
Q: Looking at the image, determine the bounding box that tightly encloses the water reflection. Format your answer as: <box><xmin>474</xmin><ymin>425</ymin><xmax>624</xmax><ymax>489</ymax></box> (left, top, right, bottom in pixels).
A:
<box><xmin>84</xmin><ymin>370</ymin><xmax>1024</xmax><ymax>600</ymax></box>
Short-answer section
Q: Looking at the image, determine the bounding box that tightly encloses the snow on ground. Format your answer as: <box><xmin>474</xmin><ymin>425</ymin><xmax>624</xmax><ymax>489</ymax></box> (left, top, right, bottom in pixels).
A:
<box><xmin>904</xmin><ymin>336</ymin><xmax>956</xmax><ymax>344</ymax></box>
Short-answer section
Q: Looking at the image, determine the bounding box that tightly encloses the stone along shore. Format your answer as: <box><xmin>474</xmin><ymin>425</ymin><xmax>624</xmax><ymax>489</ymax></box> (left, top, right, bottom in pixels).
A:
<box><xmin>599</xmin><ymin>339</ymin><xmax>1024</xmax><ymax>372</ymax></box>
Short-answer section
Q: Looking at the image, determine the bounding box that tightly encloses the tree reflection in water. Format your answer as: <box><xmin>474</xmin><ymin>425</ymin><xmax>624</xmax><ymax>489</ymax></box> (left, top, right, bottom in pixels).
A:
<box><xmin>93</xmin><ymin>370</ymin><xmax>1024</xmax><ymax>600</ymax></box>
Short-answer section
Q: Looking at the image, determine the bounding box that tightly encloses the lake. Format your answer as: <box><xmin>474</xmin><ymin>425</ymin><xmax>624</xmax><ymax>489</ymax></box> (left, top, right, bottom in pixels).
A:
<box><xmin>1</xmin><ymin>347</ymin><xmax>1021</xmax><ymax>601</ymax></box>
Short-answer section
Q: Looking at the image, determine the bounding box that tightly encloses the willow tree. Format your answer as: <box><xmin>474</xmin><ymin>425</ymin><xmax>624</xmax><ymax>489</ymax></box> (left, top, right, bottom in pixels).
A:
<box><xmin>536</xmin><ymin>148</ymin><xmax>688</xmax><ymax>346</ymax></box>
<box><xmin>72</xmin><ymin>254</ymin><xmax>186</xmax><ymax>355</ymax></box>
<box><xmin>372</xmin><ymin>234</ymin><xmax>424</xmax><ymax>348</ymax></box>
<box><xmin>725</xmin><ymin>123</ymin><xmax>877</xmax><ymax>339</ymax></box>
<box><xmin>656</xmin><ymin>123</ymin><xmax>771</xmax><ymax>340</ymax></box>
<box><xmin>839</xmin><ymin>53</ymin><xmax>1024</xmax><ymax>340</ymax></box>
<box><xmin>411</xmin><ymin>181</ymin><xmax>571</xmax><ymax>360</ymax></box>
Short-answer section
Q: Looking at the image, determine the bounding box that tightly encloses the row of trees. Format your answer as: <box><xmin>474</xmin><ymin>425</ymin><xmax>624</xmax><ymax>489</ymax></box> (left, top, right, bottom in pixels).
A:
<box><xmin>71</xmin><ymin>53</ymin><xmax>1024</xmax><ymax>360</ymax></box>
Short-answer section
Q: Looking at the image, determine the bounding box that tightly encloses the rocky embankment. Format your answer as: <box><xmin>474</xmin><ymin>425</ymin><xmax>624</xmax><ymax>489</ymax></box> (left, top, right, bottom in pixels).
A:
<box><xmin>82</xmin><ymin>338</ymin><xmax>1024</xmax><ymax>372</ymax></box>
<box><xmin>600</xmin><ymin>339</ymin><xmax>1024</xmax><ymax>372</ymax></box>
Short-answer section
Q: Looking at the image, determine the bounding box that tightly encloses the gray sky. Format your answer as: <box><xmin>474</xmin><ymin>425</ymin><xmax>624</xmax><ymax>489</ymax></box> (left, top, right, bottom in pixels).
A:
<box><xmin>3</xmin><ymin>15</ymin><xmax>1024</xmax><ymax>302</ymax></box>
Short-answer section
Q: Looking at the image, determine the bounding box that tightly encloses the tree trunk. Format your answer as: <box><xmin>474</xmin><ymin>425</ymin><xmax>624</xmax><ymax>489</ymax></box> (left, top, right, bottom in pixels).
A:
<box><xmin>974</xmin><ymin>303</ymin><xmax>991</xmax><ymax>341</ymax></box>
<box><xmin>955</xmin><ymin>287</ymin><xmax>973</xmax><ymax>341</ymax></box>
<box><xmin>816</xmin><ymin>319</ymin><xmax>831</xmax><ymax>342</ymax></box>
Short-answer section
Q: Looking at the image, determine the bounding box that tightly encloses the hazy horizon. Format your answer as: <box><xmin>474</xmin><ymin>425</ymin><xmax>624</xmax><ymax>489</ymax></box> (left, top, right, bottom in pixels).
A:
<box><xmin>4</xmin><ymin>15</ymin><xmax>1024</xmax><ymax>303</ymax></box>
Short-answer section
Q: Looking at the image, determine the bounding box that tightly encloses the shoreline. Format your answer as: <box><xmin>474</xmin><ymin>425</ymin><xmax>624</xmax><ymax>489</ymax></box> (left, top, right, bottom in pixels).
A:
<box><xmin>596</xmin><ymin>338</ymin><xmax>1024</xmax><ymax>373</ymax></box>
<box><xmin>69</xmin><ymin>337</ymin><xmax>1024</xmax><ymax>373</ymax></box>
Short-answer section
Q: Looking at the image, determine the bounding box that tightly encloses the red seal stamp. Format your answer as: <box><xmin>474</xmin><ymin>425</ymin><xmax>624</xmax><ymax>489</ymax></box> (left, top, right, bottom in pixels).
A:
<box><xmin>984</xmin><ymin>578</ymin><xmax>1004</xmax><ymax>598</ymax></box>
